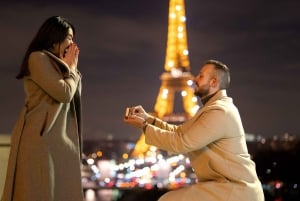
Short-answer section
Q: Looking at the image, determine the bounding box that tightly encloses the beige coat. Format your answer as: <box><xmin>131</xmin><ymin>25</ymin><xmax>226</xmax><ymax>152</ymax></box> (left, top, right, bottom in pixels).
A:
<box><xmin>1</xmin><ymin>50</ymin><xmax>84</xmax><ymax>201</ymax></box>
<box><xmin>144</xmin><ymin>90</ymin><xmax>264</xmax><ymax>201</ymax></box>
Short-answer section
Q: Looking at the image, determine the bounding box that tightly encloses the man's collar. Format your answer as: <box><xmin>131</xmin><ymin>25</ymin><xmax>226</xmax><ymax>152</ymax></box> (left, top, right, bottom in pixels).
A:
<box><xmin>201</xmin><ymin>92</ymin><xmax>217</xmax><ymax>105</ymax></box>
<box><xmin>201</xmin><ymin>90</ymin><xmax>227</xmax><ymax>105</ymax></box>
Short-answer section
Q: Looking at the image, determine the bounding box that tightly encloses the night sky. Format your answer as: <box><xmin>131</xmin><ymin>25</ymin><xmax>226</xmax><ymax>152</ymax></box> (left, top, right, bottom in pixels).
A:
<box><xmin>0</xmin><ymin>0</ymin><xmax>299</xmax><ymax>141</ymax></box>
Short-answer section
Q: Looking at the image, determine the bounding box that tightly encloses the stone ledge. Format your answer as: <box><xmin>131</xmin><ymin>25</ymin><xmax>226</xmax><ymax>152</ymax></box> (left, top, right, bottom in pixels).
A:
<box><xmin>0</xmin><ymin>134</ymin><xmax>10</xmax><ymax>146</ymax></box>
<box><xmin>0</xmin><ymin>134</ymin><xmax>10</xmax><ymax>198</ymax></box>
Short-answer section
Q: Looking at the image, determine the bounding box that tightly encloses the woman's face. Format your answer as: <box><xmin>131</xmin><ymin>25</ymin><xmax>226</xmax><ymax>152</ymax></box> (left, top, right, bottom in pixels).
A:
<box><xmin>52</xmin><ymin>28</ymin><xmax>74</xmax><ymax>59</ymax></box>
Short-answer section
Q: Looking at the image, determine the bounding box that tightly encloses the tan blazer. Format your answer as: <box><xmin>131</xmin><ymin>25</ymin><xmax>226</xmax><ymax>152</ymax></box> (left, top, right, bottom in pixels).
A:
<box><xmin>144</xmin><ymin>90</ymin><xmax>264</xmax><ymax>201</ymax></box>
<box><xmin>1</xmin><ymin>50</ymin><xmax>84</xmax><ymax>201</ymax></box>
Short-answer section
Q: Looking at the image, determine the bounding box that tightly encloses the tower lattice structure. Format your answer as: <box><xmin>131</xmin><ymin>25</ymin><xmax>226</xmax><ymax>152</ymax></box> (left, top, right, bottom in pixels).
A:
<box><xmin>131</xmin><ymin>0</ymin><xmax>199</xmax><ymax>157</ymax></box>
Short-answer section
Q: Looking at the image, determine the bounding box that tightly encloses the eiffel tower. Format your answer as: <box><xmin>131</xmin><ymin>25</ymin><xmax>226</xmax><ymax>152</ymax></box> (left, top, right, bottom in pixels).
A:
<box><xmin>131</xmin><ymin>0</ymin><xmax>199</xmax><ymax>157</ymax></box>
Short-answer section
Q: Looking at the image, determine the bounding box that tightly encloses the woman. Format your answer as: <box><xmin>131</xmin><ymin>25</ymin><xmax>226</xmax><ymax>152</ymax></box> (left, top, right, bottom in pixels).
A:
<box><xmin>1</xmin><ymin>16</ymin><xmax>84</xmax><ymax>201</ymax></box>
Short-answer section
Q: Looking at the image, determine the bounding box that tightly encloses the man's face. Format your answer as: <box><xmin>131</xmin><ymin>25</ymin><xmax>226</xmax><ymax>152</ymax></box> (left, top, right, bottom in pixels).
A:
<box><xmin>193</xmin><ymin>64</ymin><xmax>215</xmax><ymax>99</ymax></box>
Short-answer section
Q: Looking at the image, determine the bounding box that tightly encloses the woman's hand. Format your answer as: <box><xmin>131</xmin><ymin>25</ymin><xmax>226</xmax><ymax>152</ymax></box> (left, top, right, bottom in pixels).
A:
<box><xmin>63</xmin><ymin>43</ymin><xmax>79</xmax><ymax>69</ymax></box>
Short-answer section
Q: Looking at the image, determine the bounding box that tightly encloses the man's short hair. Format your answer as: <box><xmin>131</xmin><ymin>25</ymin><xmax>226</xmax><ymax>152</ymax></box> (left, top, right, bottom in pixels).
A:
<box><xmin>205</xmin><ymin>59</ymin><xmax>230</xmax><ymax>89</ymax></box>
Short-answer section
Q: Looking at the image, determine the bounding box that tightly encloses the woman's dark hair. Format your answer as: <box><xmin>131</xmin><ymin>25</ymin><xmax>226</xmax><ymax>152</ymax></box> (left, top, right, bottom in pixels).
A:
<box><xmin>16</xmin><ymin>16</ymin><xmax>75</xmax><ymax>79</ymax></box>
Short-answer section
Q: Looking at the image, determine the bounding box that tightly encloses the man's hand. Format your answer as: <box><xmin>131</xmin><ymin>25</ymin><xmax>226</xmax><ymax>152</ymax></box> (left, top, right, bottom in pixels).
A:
<box><xmin>132</xmin><ymin>105</ymin><xmax>150</xmax><ymax>120</ymax></box>
<box><xmin>123</xmin><ymin>113</ymin><xmax>145</xmax><ymax>129</ymax></box>
<box><xmin>123</xmin><ymin>105</ymin><xmax>149</xmax><ymax>128</ymax></box>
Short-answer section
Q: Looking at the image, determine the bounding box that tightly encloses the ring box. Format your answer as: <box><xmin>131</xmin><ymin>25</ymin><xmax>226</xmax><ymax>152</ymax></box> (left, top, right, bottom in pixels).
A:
<box><xmin>125</xmin><ymin>107</ymin><xmax>131</xmax><ymax>118</ymax></box>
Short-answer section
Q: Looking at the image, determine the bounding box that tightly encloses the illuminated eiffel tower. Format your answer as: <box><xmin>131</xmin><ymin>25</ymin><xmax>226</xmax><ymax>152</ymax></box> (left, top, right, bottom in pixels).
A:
<box><xmin>132</xmin><ymin>0</ymin><xmax>199</xmax><ymax>157</ymax></box>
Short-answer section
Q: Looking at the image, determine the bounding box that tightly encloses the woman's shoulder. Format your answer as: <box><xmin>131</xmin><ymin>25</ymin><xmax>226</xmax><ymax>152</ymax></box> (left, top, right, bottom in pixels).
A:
<box><xmin>28</xmin><ymin>50</ymin><xmax>50</xmax><ymax>63</ymax></box>
<box><xmin>29</xmin><ymin>51</ymin><xmax>50</xmax><ymax>62</ymax></box>
<box><xmin>29</xmin><ymin>50</ymin><xmax>61</xmax><ymax>61</ymax></box>
<box><xmin>41</xmin><ymin>50</ymin><xmax>69</xmax><ymax>68</ymax></box>
<box><xmin>28</xmin><ymin>51</ymin><xmax>53</xmax><ymax>70</ymax></box>
<box><xmin>30</xmin><ymin>50</ymin><xmax>47</xmax><ymax>56</ymax></box>
<box><xmin>28</xmin><ymin>50</ymin><xmax>65</xmax><ymax>68</ymax></box>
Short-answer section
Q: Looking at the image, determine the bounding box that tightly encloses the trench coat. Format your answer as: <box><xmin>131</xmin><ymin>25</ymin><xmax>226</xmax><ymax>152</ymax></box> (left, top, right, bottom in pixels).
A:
<box><xmin>144</xmin><ymin>90</ymin><xmax>265</xmax><ymax>201</ymax></box>
<box><xmin>1</xmin><ymin>50</ymin><xmax>84</xmax><ymax>201</ymax></box>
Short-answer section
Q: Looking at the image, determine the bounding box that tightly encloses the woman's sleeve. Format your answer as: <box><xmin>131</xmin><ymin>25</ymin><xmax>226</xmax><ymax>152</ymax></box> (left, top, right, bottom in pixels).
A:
<box><xmin>28</xmin><ymin>51</ymin><xmax>81</xmax><ymax>103</ymax></box>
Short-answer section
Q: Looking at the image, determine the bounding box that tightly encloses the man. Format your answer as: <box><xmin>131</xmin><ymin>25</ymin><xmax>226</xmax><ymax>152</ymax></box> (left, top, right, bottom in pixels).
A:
<box><xmin>124</xmin><ymin>60</ymin><xmax>264</xmax><ymax>201</ymax></box>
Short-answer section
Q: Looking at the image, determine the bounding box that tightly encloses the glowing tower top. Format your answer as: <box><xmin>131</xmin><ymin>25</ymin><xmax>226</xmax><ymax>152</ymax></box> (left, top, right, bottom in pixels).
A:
<box><xmin>153</xmin><ymin>0</ymin><xmax>198</xmax><ymax>120</ymax></box>
<box><xmin>164</xmin><ymin>0</ymin><xmax>190</xmax><ymax>72</ymax></box>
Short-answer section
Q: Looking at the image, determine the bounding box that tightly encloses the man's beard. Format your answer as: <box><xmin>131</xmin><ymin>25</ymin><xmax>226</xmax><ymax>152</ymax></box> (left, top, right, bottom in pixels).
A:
<box><xmin>194</xmin><ymin>85</ymin><xmax>210</xmax><ymax>99</ymax></box>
